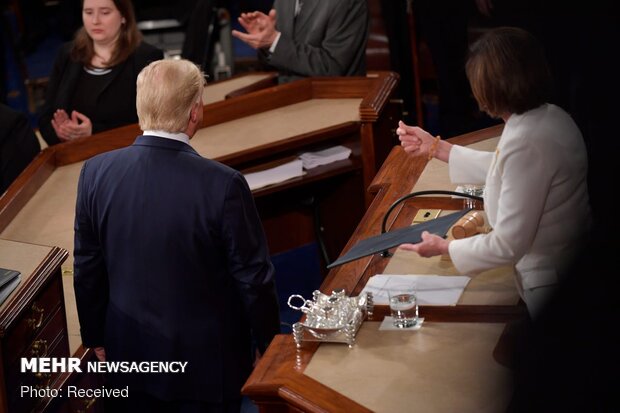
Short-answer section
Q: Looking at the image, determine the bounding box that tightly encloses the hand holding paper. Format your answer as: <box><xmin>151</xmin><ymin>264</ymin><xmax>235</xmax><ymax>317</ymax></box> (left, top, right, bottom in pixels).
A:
<box><xmin>327</xmin><ymin>209</ymin><xmax>470</xmax><ymax>268</ymax></box>
<box><xmin>399</xmin><ymin>231</ymin><xmax>449</xmax><ymax>257</ymax></box>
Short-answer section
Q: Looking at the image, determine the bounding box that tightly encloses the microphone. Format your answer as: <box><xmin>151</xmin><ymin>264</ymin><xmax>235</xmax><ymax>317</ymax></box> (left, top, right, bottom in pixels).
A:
<box><xmin>379</xmin><ymin>190</ymin><xmax>484</xmax><ymax>257</ymax></box>
<box><xmin>325</xmin><ymin>190</ymin><xmax>485</xmax><ymax>269</ymax></box>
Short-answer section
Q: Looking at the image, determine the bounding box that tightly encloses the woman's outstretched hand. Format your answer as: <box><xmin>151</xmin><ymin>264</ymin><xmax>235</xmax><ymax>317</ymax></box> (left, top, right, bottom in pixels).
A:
<box><xmin>399</xmin><ymin>231</ymin><xmax>449</xmax><ymax>258</ymax></box>
<box><xmin>396</xmin><ymin>121</ymin><xmax>435</xmax><ymax>156</ymax></box>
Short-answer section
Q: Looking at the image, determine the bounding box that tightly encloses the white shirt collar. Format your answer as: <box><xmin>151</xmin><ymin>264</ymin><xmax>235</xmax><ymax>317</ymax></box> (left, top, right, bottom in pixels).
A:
<box><xmin>143</xmin><ymin>130</ymin><xmax>190</xmax><ymax>145</ymax></box>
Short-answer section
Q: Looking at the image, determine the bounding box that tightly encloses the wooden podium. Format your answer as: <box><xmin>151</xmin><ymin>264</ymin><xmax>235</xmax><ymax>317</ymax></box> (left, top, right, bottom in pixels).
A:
<box><xmin>242</xmin><ymin>124</ymin><xmax>529</xmax><ymax>412</ymax></box>
<box><xmin>0</xmin><ymin>72</ymin><xmax>399</xmax><ymax>410</ymax></box>
<box><xmin>1</xmin><ymin>72</ymin><xmax>399</xmax><ymax>259</ymax></box>
<box><xmin>0</xmin><ymin>240</ymin><xmax>68</xmax><ymax>413</ymax></box>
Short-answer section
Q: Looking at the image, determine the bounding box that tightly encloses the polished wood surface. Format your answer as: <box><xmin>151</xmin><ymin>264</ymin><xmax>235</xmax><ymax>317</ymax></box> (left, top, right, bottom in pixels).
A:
<box><xmin>320</xmin><ymin>124</ymin><xmax>523</xmax><ymax>321</ymax></box>
<box><xmin>0</xmin><ymin>73</ymin><xmax>399</xmax><ymax>255</ymax></box>
<box><xmin>222</xmin><ymin>72</ymin><xmax>278</xmax><ymax>100</ymax></box>
<box><xmin>0</xmin><ymin>73</ymin><xmax>399</xmax><ymax>365</ymax></box>
<box><xmin>242</xmin><ymin>124</ymin><xmax>527</xmax><ymax>412</ymax></box>
<box><xmin>202</xmin><ymin>72</ymin><xmax>278</xmax><ymax>105</ymax></box>
<box><xmin>40</xmin><ymin>345</ymin><xmax>103</xmax><ymax>413</ymax></box>
<box><xmin>0</xmin><ymin>239</ymin><xmax>69</xmax><ymax>413</ymax></box>
<box><xmin>0</xmin><ymin>73</ymin><xmax>399</xmax><ymax>412</ymax></box>
<box><xmin>244</xmin><ymin>335</ymin><xmax>372</xmax><ymax>413</ymax></box>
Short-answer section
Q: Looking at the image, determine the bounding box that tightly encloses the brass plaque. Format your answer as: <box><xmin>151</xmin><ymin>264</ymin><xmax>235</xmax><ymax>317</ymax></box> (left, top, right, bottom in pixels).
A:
<box><xmin>412</xmin><ymin>209</ymin><xmax>441</xmax><ymax>224</ymax></box>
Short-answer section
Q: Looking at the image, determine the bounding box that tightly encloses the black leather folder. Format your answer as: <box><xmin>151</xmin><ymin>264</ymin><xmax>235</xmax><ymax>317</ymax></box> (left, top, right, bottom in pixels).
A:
<box><xmin>327</xmin><ymin>209</ymin><xmax>471</xmax><ymax>269</ymax></box>
<box><xmin>0</xmin><ymin>267</ymin><xmax>21</xmax><ymax>306</ymax></box>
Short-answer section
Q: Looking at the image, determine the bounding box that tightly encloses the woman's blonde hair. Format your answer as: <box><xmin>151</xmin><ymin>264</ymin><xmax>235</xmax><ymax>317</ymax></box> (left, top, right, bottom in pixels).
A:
<box><xmin>71</xmin><ymin>0</ymin><xmax>142</xmax><ymax>67</ymax></box>
<box><xmin>466</xmin><ymin>27</ymin><xmax>552</xmax><ymax>118</ymax></box>
<box><xmin>136</xmin><ymin>59</ymin><xmax>204</xmax><ymax>132</ymax></box>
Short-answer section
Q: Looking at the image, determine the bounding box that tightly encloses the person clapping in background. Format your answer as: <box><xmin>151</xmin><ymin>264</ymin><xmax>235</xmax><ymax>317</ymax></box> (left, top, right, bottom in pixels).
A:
<box><xmin>38</xmin><ymin>0</ymin><xmax>162</xmax><ymax>145</ymax></box>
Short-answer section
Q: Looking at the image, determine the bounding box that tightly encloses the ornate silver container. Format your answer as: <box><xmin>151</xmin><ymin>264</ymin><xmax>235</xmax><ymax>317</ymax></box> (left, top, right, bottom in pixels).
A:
<box><xmin>287</xmin><ymin>288</ymin><xmax>373</xmax><ymax>348</ymax></box>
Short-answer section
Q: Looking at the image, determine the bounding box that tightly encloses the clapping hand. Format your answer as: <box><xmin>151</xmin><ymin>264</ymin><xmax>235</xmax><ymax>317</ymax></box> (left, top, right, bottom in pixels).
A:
<box><xmin>231</xmin><ymin>9</ymin><xmax>279</xmax><ymax>50</ymax></box>
<box><xmin>51</xmin><ymin>109</ymin><xmax>93</xmax><ymax>142</ymax></box>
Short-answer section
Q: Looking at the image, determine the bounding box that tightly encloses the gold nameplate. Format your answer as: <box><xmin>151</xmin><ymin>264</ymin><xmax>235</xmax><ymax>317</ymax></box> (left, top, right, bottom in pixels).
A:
<box><xmin>412</xmin><ymin>209</ymin><xmax>441</xmax><ymax>224</ymax></box>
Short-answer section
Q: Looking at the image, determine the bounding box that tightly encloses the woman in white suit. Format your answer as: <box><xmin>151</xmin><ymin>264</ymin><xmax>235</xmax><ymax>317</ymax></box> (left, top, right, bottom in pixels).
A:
<box><xmin>397</xmin><ymin>27</ymin><xmax>590</xmax><ymax>318</ymax></box>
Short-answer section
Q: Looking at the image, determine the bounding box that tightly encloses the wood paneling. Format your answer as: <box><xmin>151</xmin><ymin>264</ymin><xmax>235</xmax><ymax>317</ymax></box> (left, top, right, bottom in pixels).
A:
<box><xmin>242</xmin><ymin>124</ymin><xmax>529</xmax><ymax>412</ymax></box>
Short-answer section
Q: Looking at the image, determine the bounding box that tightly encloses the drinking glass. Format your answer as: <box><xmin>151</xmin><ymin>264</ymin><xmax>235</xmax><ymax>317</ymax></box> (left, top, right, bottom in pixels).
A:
<box><xmin>388</xmin><ymin>286</ymin><xmax>418</xmax><ymax>328</ymax></box>
<box><xmin>462</xmin><ymin>184</ymin><xmax>484</xmax><ymax>209</ymax></box>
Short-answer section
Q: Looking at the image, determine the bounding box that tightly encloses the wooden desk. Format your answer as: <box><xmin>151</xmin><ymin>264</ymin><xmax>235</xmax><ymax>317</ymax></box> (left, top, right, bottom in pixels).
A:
<box><xmin>201</xmin><ymin>72</ymin><xmax>278</xmax><ymax>105</ymax></box>
<box><xmin>0</xmin><ymin>239</ymin><xmax>68</xmax><ymax>413</ymax></box>
<box><xmin>242</xmin><ymin>125</ymin><xmax>526</xmax><ymax>412</ymax></box>
<box><xmin>320</xmin><ymin>124</ymin><xmax>525</xmax><ymax>322</ymax></box>
<box><xmin>0</xmin><ymin>73</ymin><xmax>398</xmax><ymax>357</ymax></box>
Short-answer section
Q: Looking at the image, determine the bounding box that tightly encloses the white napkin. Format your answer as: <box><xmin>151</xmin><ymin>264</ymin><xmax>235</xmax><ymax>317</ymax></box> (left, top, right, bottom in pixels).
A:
<box><xmin>361</xmin><ymin>274</ymin><xmax>471</xmax><ymax>306</ymax></box>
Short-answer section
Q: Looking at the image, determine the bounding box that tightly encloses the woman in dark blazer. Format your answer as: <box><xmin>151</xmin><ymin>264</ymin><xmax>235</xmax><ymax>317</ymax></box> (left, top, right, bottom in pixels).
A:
<box><xmin>38</xmin><ymin>0</ymin><xmax>163</xmax><ymax>146</ymax></box>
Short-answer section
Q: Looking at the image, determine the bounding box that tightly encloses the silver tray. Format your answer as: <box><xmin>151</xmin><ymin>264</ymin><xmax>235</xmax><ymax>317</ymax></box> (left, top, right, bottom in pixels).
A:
<box><xmin>288</xmin><ymin>289</ymin><xmax>374</xmax><ymax>348</ymax></box>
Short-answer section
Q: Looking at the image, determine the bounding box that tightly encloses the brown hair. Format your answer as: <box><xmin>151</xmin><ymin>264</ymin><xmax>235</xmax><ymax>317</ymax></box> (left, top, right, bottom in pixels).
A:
<box><xmin>465</xmin><ymin>27</ymin><xmax>552</xmax><ymax>118</ymax></box>
<box><xmin>71</xmin><ymin>0</ymin><xmax>142</xmax><ymax>67</ymax></box>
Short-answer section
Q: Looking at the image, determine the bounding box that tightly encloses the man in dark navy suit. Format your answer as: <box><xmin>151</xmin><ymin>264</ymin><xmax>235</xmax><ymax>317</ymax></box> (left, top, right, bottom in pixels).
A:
<box><xmin>73</xmin><ymin>59</ymin><xmax>280</xmax><ymax>412</ymax></box>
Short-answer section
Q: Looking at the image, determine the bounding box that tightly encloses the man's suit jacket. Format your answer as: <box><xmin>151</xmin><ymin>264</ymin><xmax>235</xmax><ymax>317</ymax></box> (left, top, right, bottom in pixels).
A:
<box><xmin>0</xmin><ymin>104</ymin><xmax>40</xmax><ymax>194</ymax></box>
<box><xmin>74</xmin><ymin>136</ymin><xmax>280</xmax><ymax>401</ymax></box>
<box><xmin>262</xmin><ymin>0</ymin><xmax>369</xmax><ymax>82</ymax></box>
<box><xmin>38</xmin><ymin>42</ymin><xmax>163</xmax><ymax>146</ymax></box>
<box><xmin>447</xmin><ymin>104</ymin><xmax>590</xmax><ymax>291</ymax></box>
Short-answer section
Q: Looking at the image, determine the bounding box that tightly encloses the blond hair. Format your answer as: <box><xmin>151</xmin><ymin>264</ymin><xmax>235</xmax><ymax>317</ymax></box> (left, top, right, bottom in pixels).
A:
<box><xmin>136</xmin><ymin>59</ymin><xmax>204</xmax><ymax>132</ymax></box>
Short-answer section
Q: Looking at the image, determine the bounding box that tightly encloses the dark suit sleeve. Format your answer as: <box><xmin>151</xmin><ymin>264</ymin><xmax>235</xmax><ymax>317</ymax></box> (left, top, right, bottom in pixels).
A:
<box><xmin>221</xmin><ymin>172</ymin><xmax>280</xmax><ymax>353</ymax></box>
<box><xmin>268</xmin><ymin>0</ymin><xmax>368</xmax><ymax>76</ymax></box>
<box><xmin>73</xmin><ymin>162</ymin><xmax>109</xmax><ymax>348</ymax></box>
<box><xmin>0</xmin><ymin>106</ymin><xmax>40</xmax><ymax>193</ymax></box>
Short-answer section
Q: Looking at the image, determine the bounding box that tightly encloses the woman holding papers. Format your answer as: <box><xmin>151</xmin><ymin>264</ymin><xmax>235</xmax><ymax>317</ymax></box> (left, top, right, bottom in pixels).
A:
<box><xmin>396</xmin><ymin>27</ymin><xmax>590</xmax><ymax>318</ymax></box>
<box><xmin>38</xmin><ymin>0</ymin><xmax>163</xmax><ymax>145</ymax></box>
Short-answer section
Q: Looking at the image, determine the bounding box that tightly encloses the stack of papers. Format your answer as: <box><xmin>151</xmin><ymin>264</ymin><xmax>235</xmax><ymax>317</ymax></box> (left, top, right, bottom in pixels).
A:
<box><xmin>299</xmin><ymin>145</ymin><xmax>352</xmax><ymax>169</ymax></box>
<box><xmin>360</xmin><ymin>274</ymin><xmax>471</xmax><ymax>306</ymax></box>
<box><xmin>243</xmin><ymin>159</ymin><xmax>304</xmax><ymax>190</ymax></box>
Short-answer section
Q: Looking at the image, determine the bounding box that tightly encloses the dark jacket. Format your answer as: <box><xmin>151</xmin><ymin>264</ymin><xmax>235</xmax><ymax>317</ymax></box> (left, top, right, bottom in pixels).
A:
<box><xmin>0</xmin><ymin>104</ymin><xmax>40</xmax><ymax>193</ymax></box>
<box><xmin>38</xmin><ymin>41</ymin><xmax>163</xmax><ymax>145</ymax></box>
<box><xmin>260</xmin><ymin>0</ymin><xmax>369</xmax><ymax>82</ymax></box>
<box><xmin>73</xmin><ymin>135</ymin><xmax>280</xmax><ymax>401</ymax></box>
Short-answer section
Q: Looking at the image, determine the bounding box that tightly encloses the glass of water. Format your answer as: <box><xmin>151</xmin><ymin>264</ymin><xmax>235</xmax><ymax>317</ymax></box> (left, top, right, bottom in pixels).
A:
<box><xmin>462</xmin><ymin>184</ymin><xmax>484</xmax><ymax>209</ymax></box>
<box><xmin>388</xmin><ymin>286</ymin><xmax>418</xmax><ymax>328</ymax></box>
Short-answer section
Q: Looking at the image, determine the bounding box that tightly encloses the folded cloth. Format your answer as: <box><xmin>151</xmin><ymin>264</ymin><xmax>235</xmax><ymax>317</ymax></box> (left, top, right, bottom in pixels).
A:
<box><xmin>300</xmin><ymin>145</ymin><xmax>352</xmax><ymax>169</ymax></box>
